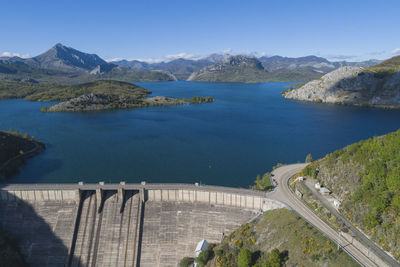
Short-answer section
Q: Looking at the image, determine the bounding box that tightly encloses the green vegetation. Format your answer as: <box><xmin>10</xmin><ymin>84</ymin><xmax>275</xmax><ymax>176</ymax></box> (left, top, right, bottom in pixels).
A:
<box><xmin>0</xmin><ymin>130</ymin><xmax>45</xmax><ymax>181</ymax></box>
<box><xmin>252</xmin><ymin>172</ymin><xmax>272</xmax><ymax>191</ymax></box>
<box><xmin>179</xmin><ymin>257</ymin><xmax>194</xmax><ymax>267</ymax></box>
<box><xmin>0</xmin><ymin>80</ymin><xmax>51</xmax><ymax>99</ymax></box>
<box><xmin>196</xmin><ymin>243</ymin><xmax>216</xmax><ymax>267</ymax></box>
<box><xmin>300</xmin><ymin>129</ymin><xmax>400</xmax><ymax>260</ymax></box>
<box><xmin>25</xmin><ymin>80</ymin><xmax>150</xmax><ymax>102</ymax></box>
<box><xmin>200</xmin><ymin>209</ymin><xmax>357</xmax><ymax>267</ymax></box>
<box><xmin>237</xmin><ymin>248</ymin><xmax>252</xmax><ymax>267</ymax></box>
<box><xmin>305</xmin><ymin>153</ymin><xmax>313</xmax><ymax>163</ymax></box>
<box><xmin>365</xmin><ymin>55</ymin><xmax>400</xmax><ymax>77</ymax></box>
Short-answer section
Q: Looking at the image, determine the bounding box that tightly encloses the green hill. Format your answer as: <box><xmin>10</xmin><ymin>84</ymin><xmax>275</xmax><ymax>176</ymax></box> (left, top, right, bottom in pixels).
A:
<box><xmin>186</xmin><ymin>209</ymin><xmax>357</xmax><ymax>267</ymax></box>
<box><xmin>366</xmin><ymin>55</ymin><xmax>400</xmax><ymax>74</ymax></box>
<box><xmin>24</xmin><ymin>80</ymin><xmax>150</xmax><ymax>102</ymax></box>
<box><xmin>301</xmin><ymin>129</ymin><xmax>400</xmax><ymax>260</ymax></box>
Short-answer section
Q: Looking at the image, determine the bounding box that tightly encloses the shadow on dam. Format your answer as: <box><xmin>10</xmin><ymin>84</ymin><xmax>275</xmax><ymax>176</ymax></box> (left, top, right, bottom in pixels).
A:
<box><xmin>0</xmin><ymin>185</ymin><xmax>83</xmax><ymax>267</ymax></box>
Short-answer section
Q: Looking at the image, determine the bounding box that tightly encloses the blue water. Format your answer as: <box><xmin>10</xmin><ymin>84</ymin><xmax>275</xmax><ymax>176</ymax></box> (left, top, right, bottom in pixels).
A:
<box><xmin>1</xmin><ymin>81</ymin><xmax>400</xmax><ymax>187</ymax></box>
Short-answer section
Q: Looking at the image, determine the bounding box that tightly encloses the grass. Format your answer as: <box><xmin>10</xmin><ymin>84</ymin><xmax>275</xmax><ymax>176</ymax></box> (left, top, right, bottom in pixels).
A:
<box><xmin>364</xmin><ymin>55</ymin><xmax>400</xmax><ymax>77</ymax></box>
<box><xmin>25</xmin><ymin>80</ymin><xmax>150</xmax><ymax>102</ymax></box>
<box><xmin>203</xmin><ymin>209</ymin><xmax>358</xmax><ymax>267</ymax></box>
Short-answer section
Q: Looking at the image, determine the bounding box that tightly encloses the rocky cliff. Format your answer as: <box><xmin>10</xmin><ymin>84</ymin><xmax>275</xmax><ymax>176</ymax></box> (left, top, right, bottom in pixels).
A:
<box><xmin>282</xmin><ymin>61</ymin><xmax>400</xmax><ymax>108</ymax></box>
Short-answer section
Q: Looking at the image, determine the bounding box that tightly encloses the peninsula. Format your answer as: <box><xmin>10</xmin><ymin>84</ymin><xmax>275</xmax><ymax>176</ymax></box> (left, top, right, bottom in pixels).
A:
<box><xmin>282</xmin><ymin>56</ymin><xmax>400</xmax><ymax>108</ymax></box>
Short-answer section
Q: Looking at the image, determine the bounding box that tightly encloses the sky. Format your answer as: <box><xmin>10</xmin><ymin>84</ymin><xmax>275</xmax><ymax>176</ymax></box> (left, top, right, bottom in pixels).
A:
<box><xmin>1</xmin><ymin>0</ymin><xmax>400</xmax><ymax>62</ymax></box>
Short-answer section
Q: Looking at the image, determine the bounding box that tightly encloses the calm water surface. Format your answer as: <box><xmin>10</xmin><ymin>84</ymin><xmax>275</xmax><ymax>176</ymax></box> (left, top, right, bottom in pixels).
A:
<box><xmin>1</xmin><ymin>81</ymin><xmax>400</xmax><ymax>187</ymax></box>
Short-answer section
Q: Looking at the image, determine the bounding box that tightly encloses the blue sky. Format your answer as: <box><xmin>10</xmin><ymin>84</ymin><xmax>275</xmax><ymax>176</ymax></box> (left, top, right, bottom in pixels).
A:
<box><xmin>1</xmin><ymin>0</ymin><xmax>400</xmax><ymax>62</ymax></box>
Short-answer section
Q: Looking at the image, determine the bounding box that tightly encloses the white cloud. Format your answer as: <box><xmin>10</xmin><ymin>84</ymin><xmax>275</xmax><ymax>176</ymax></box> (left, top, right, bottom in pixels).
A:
<box><xmin>392</xmin><ymin>48</ymin><xmax>400</xmax><ymax>55</ymax></box>
<box><xmin>0</xmin><ymin>52</ymin><xmax>30</xmax><ymax>58</ymax></box>
<box><xmin>223</xmin><ymin>48</ymin><xmax>233</xmax><ymax>54</ymax></box>
<box><xmin>368</xmin><ymin>50</ymin><xmax>385</xmax><ymax>56</ymax></box>
<box><xmin>106</xmin><ymin>57</ymin><xmax>124</xmax><ymax>62</ymax></box>
<box><xmin>325</xmin><ymin>54</ymin><xmax>357</xmax><ymax>60</ymax></box>
<box><xmin>132</xmin><ymin>52</ymin><xmax>203</xmax><ymax>63</ymax></box>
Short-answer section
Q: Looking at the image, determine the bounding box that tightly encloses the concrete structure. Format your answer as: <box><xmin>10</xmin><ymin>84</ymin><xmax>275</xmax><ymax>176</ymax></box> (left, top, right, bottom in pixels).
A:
<box><xmin>195</xmin><ymin>239</ymin><xmax>208</xmax><ymax>257</ymax></box>
<box><xmin>320</xmin><ymin>187</ymin><xmax>331</xmax><ymax>195</ymax></box>
<box><xmin>315</xmin><ymin>182</ymin><xmax>321</xmax><ymax>189</ymax></box>
<box><xmin>0</xmin><ymin>183</ymin><xmax>285</xmax><ymax>267</ymax></box>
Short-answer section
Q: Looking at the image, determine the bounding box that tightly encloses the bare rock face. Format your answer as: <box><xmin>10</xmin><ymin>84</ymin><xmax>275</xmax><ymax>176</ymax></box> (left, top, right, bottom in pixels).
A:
<box><xmin>48</xmin><ymin>93</ymin><xmax>121</xmax><ymax>112</ymax></box>
<box><xmin>283</xmin><ymin>66</ymin><xmax>400</xmax><ymax>108</ymax></box>
<box><xmin>187</xmin><ymin>55</ymin><xmax>265</xmax><ymax>81</ymax></box>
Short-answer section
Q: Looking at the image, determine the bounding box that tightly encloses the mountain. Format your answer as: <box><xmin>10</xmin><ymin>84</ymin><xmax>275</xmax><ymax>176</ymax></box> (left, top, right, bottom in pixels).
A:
<box><xmin>0</xmin><ymin>44</ymin><xmax>176</xmax><ymax>83</ymax></box>
<box><xmin>299</xmin><ymin>129</ymin><xmax>400</xmax><ymax>261</ymax></box>
<box><xmin>332</xmin><ymin>59</ymin><xmax>382</xmax><ymax>68</ymax></box>
<box><xmin>259</xmin><ymin>55</ymin><xmax>335</xmax><ymax>72</ymax></box>
<box><xmin>31</xmin><ymin>43</ymin><xmax>116</xmax><ymax>73</ymax></box>
<box><xmin>1</xmin><ymin>43</ymin><xmax>115</xmax><ymax>73</ymax></box>
<box><xmin>282</xmin><ymin>56</ymin><xmax>400</xmax><ymax>108</ymax></box>
<box><xmin>112</xmin><ymin>57</ymin><xmax>226</xmax><ymax>80</ymax></box>
<box><xmin>187</xmin><ymin>55</ymin><xmax>272</xmax><ymax>82</ymax></box>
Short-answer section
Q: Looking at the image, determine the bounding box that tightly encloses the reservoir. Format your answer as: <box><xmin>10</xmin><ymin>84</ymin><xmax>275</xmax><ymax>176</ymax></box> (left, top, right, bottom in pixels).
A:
<box><xmin>1</xmin><ymin>81</ymin><xmax>400</xmax><ymax>187</ymax></box>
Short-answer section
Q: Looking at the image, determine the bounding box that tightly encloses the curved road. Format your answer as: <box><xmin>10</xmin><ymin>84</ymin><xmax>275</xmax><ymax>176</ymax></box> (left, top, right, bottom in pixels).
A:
<box><xmin>267</xmin><ymin>164</ymin><xmax>397</xmax><ymax>267</ymax></box>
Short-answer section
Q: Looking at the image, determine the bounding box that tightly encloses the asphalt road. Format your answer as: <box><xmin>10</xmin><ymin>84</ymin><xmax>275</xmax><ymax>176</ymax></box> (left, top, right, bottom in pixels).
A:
<box><xmin>267</xmin><ymin>164</ymin><xmax>394</xmax><ymax>267</ymax></box>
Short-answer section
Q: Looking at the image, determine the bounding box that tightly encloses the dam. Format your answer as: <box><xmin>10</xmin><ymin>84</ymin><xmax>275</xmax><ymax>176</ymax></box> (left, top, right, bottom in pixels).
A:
<box><xmin>0</xmin><ymin>183</ymin><xmax>286</xmax><ymax>267</ymax></box>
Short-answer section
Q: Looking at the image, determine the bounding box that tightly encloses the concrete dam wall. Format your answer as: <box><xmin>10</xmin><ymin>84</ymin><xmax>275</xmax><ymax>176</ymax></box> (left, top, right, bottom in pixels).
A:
<box><xmin>0</xmin><ymin>183</ymin><xmax>286</xmax><ymax>267</ymax></box>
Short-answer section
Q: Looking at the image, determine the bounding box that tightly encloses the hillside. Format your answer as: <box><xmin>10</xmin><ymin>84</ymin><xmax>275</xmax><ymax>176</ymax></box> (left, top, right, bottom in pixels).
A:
<box><xmin>25</xmin><ymin>80</ymin><xmax>151</xmax><ymax>102</ymax></box>
<box><xmin>185</xmin><ymin>209</ymin><xmax>357</xmax><ymax>267</ymax></box>
<box><xmin>300</xmin><ymin>129</ymin><xmax>400</xmax><ymax>261</ymax></box>
<box><xmin>0</xmin><ymin>130</ymin><xmax>45</xmax><ymax>180</ymax></box>
<box><xmin>282</xmin><ymin>56</ymin><xmax>400</xmax><ymax>108</ymax></box>
<box><xmin>187</xmin><ymin>55</ymin><xmax>272</xmax><ymax>83</ymax></box>
<box><xmin>187</xmin><ymin>55</ymin><xmax>339</xmax><ymax>83</ymax></box>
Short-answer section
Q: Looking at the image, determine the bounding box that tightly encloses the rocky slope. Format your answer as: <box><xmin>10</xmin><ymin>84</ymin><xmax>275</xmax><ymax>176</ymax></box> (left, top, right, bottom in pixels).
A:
<box><xmin>45</xmin><ymin>93</ymin><xmax>187</xmax><ymax>112</ymax></box>
<box><xmin>283</xmin><ymin>57</ymin><xmax>400</xmax><ymax>108</ymax></box>
<box><xmin>187</xmin><ymin>55</ymin><xmax>271</xmax><ymax>82</ymax></box>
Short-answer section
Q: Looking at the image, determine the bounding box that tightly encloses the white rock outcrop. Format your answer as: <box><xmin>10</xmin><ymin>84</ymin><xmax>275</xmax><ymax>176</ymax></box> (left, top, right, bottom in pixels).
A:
<box><xmin>283</xmin><ymin>67</ymin><xmax>400</xmax><ymax>107</ymax></box>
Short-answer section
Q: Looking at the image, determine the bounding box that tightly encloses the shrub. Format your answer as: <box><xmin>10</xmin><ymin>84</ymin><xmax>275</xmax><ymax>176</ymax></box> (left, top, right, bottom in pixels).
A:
<box><xmin>238</xmin><ymin>248</ymin><xmax>252</xmax><ymax>267</ymax></box>
<box><xmin>179</xmin><ymin>257</ymin><xmax>194</xmax><ymax>267</ymax></box>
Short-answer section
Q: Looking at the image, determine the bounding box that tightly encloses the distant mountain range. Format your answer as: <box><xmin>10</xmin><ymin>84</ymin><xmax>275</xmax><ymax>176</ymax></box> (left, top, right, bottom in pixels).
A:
<box><xmin>0</xmin><ymin>43</ymin><xmax>382</xmax><ymax>84</ymax></box>
<box><xmin>113</xmin><ymin>54</ymin><xmax>381</xmax><ymax>82</ymax></box>
<box><xmin>0</xmin><ymin>44</ymin><xmax>176</xmax><ymax>83</ymax></box>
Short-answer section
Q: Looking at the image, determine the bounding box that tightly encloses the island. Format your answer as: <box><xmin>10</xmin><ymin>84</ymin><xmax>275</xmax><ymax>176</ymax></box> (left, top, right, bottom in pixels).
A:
<box><xmin>33</xmin><ymin>80</ymin><xmax>214</xmax><ymax>112</ymax></box>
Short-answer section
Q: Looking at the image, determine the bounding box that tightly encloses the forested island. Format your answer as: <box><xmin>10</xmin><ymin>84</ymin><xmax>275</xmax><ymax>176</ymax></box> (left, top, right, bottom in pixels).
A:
<box><xmin>0</xmin><ymin>79</ymin><xmax>214</xmax><ymax>112</ymax></box>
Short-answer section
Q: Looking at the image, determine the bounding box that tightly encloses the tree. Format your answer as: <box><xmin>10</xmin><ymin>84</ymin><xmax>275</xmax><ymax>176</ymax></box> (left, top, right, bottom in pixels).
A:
<box><xmin>305</xmin><ymin>153</ymin><xmax>313</xmax><ymax>163</ymax></box>
<box><xmin>179</xmin><ymin>257</ymin><xmax>194</xmax><ymax>267</ymax></box>
<box><xmin>263</xmin><ymin>248</ymin><xmax>282</xmax><ymax>267</ymax></box>
<box><xmin>238</xmin><ymin>248</ymin><xmax>252</xmax><ymax>267</ymax></box>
